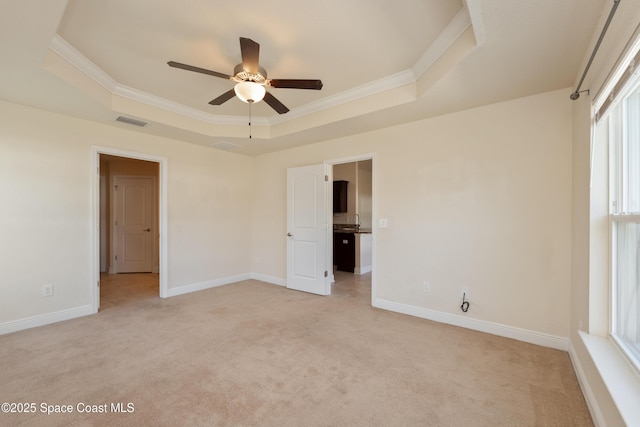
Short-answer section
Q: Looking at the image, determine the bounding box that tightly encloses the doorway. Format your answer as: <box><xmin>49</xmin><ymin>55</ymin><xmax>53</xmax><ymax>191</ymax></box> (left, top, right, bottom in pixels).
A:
<box><xmin>100</xmin><ymin>155</ymin><xmax>158</xmax><ymax>307</ymax></box>
<box><xmin>328</xmin><ymin>154</ymin><xmax>375</xmax><ymax>303</ymax></box>
<box><xmin>284</xmin><ymin>154</ymin><xmax>375</xmax><ymax>301</ymax></box>
<box><xmin>92</xmin><ymin>147</ymin><xmax>168</xmax><ymax>312</ymax></box>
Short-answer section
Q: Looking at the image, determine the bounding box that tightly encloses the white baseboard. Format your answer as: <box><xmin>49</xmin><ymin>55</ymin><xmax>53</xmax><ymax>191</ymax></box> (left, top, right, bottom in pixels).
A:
<box><xmin>373</xmin><ymin>298</ymin><xmax>569</xmax><ymax>351</ymax></box>
<box><xmin>250</xmin><ymin>273</ymin><xmax>286</xmax><ymax>287</ymax></box>
<box><xmin>568</xmin><ymin>339</ymin><xmax>605</xmax><ymax>427</ymax></box>
<box><xmin>355</xmin><ymin>265</ymin><xmax>372</xmax><ymax>274</ymax></box>
<box><xmin>0</xmin><ymin>305</ymin><xmax>95</xmax><ymax>335</ymax></box>
<box><xmin>167</xmin><ymin>273</ymin><xmax>252</xmax><ymax>297</ymax></box>
<box><xmin>1</xmin><ymin>272</ymin><xmax>278</xmax><ymax>335</ymax></box>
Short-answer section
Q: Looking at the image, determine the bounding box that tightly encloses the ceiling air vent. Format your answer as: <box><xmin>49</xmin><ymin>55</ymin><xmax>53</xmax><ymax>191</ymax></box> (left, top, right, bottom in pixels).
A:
<box><xmin>116</xmin><ymin>116</ymin><xmax>148</xmax><ymax>127</ymax></box>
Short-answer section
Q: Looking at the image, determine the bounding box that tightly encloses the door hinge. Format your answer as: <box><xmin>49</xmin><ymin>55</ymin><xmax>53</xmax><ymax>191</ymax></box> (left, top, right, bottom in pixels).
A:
<box><xmin>97</xmin><ymin>280</ymin><xmax>100</xmax><ymax>288</ymax></box>
<box><xmin>115</xmin><ymin>254</ymin><xmax>118</xmax><ymax>261</ymax></box>
<box><xmin>325</xmin><ymin>175</ymin><xmax>329</xmax><ymax>182</ymax></box>
<box><xmin>115</xmin><ymin>220</ymin><xmax>118</xmax><ymax>226</ymax></box>
<box><xmin>324</xmin><ymin>270</ymin><xmax>328</xmax><ymax>278</ymax></box>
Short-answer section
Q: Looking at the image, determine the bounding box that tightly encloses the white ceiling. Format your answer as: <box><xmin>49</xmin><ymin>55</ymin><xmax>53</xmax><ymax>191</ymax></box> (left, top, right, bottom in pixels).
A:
<box><xmin>1</xmin><ymin>0</ymin><xmax>606</xmax><ymax>155</ymax></box>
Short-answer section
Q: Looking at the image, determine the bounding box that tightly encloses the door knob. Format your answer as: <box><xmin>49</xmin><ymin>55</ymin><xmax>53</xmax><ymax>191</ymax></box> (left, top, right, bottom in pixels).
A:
<box><xmin>143</xmin><ymin>228</ymin><xmax>151</xmax><ymax>232</ymax></box>
<box><xmin>287</xmin><ymin>232</ymin><xmax>293</xmax><ymax>237</ymax></box>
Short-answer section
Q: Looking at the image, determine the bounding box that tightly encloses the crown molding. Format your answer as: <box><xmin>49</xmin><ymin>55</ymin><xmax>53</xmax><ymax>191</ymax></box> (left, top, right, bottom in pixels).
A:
<box><xmin>412</xmin><ymin>6</ymin><xmax>473</xmax><ymax>78</ymax></box>
<box><xmin>49</xmin><ymin>35</ymin><xmax>117</xmax><ymax>92</ymax></box>
<box><xmin>464</xmin><ymin>0</ymin><xmax>487</xmax><ymax>46</ymax></box>
<box><xmin>269</xmin><ymin>69</ymin><xmax>416</xmax><ymax>124</ymax></box>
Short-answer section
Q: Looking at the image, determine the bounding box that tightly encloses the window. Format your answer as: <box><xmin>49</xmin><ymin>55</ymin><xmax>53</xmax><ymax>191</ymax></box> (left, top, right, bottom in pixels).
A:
<box><xmin>607</xmin><ymin>74</ymin><xmax>640</xmax><ymax>371</ymax></box>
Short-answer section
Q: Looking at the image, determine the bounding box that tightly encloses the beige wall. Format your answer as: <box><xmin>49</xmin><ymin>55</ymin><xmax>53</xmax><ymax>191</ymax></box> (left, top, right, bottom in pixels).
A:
<box><xmin>252</xmin><ymin>88</ymin><xmax>573</xmax><ymax>338</ymax></box>
<box><xmin>0</xmin><ymin>100</ymin><xmax>253</xmax><ymax>324</ymax></box>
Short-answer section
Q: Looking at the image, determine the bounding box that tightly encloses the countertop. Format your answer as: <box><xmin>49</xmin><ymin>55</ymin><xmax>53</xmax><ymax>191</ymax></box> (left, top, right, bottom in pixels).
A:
<box><xmin>333</xmin><ymin>225</ymin><xmax>372</xmax><ymax>234</ymax></box>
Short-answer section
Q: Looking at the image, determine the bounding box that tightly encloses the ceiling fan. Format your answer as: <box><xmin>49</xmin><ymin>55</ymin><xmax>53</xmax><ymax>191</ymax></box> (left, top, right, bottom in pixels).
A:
<box><xmin>168</xmin><ymin>37</ymin><xmax>323</xmax><ymax>114</ymax></box>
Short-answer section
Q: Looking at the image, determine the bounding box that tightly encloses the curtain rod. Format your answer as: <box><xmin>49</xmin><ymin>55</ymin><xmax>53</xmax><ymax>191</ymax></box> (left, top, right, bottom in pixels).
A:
<box><xmin>570</xmin><ymin>0</ymin><xmax>621</xmax><ymax>100</ymax></box>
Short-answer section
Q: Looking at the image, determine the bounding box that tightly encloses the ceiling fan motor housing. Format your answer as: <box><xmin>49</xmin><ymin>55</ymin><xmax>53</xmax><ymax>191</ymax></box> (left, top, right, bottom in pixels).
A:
<box><xmin>233</xmin><ymin>64</ymin><xmax>267</xmax><ymax>83</ymax></box>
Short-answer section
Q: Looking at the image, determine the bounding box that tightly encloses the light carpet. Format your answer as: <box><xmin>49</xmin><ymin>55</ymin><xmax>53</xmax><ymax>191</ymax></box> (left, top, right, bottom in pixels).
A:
<box><xmin>0</xmin><ymin>273</ymin><xmax>592</xmax><ymax>426</ymax></box>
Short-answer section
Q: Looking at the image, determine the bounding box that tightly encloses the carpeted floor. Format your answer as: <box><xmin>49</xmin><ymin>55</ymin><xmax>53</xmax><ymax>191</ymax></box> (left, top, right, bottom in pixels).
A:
<box><xmin>0</xmin><ymin>272</ymin><xmax>592</xmax><ymax>426</ymax></box>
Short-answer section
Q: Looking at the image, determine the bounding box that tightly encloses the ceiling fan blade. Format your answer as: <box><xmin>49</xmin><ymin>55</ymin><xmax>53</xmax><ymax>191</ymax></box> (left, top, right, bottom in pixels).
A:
<box><xmin>239</xmin><ymin>37</ymin><xmax>260</xmax><ymax>74</ymax></box>
<box><xmin>209</xmin><ymin>89</ymin><xmax>236</xmax><ymax>105</ymax></box>
<box><xmin>263</xmin><ymin>91</ymin><xmax>289</xmax><ymax>114</ymax></box>
<box><xmin>269</xmin><ymin>79</ymin><xmax>323</xmax><ymax>90</ymax></box>
<box><xmin>167</xmin><ymin>61</ymin><xmax>232</xmax><ymax>80</ymax></box>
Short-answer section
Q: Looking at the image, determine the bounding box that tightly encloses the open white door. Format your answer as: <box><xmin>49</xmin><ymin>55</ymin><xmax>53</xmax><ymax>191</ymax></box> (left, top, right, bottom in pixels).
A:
<box><xmin>286</xmin><ymin>164</ymin><xmax>330</xmax><ymax>295</ymax></box>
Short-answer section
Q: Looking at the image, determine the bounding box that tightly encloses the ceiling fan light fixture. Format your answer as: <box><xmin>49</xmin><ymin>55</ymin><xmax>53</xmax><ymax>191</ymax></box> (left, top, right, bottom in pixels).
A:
<box><xmin>234</xmin><ymin>81</ymin><xmax>265</xmax><ymax>104</ymax></box>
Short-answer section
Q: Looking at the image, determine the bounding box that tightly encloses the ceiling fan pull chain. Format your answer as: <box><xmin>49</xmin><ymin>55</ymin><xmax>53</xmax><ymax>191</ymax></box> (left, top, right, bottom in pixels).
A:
<box><xmin>249</xmin><ymin>103</ymin><xmax>252</xmax><ymax>139</ymax></box>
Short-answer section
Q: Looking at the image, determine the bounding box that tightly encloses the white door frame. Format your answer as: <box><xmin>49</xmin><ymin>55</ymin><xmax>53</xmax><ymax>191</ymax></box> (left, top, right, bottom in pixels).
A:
<box><xmin>91</xmin><ymin>146</ymin><xmax>169</xmax><ymax>313</ymax></box>
<box><xmin>325</xmin><ymin>153</ymin><xmax>376</xmax><ymax>305</ymax></box>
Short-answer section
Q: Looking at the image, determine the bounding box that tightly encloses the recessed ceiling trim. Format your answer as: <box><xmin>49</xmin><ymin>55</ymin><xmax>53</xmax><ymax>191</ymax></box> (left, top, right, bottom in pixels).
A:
<box><xmin>412</xmin><ymin>6</ymin><xmax>473</xmax><ymax>78</ymax></box>
<box><xmin>49</xmin><ymin>35</ymin><xmax>117</xmax><ymax>92</ymax></box>
<box><xmin>211</xmin><ymin>141</ymin><xmax>241</xmax><ymax>150</ymax></box>
<box><xmin>49</xmin><ymin>33</ymin><xmax>427</xmax><ymax>129</ymax></box>
<box><xmin>48</xmin><ymin>7</ymin><xmax>476</xmax><ymax>140</ymax></box>
<box><xmin>270</xmin><ymin>69</ymin><xmax>416</xmax><ymax>124</ymax></box>
<box><xmin>464</xmin><ymin>0</ymin><xmax>487</xmax><ymax>46</ymax></box>
<box><xmin>113</xmin><ymin>84</ymin><xmax>268</xmax><ymax>126</ymax></box>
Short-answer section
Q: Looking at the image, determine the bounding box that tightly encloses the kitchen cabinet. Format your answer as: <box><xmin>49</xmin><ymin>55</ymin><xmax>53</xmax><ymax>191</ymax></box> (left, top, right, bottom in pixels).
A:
<box><xmin>333</xmin><ymin>232</ymin><xmax>355</xmax><ymax>272</ymax></box>
<box><xmin>333</xmin><ymin>180</ymin><xmax>348</xmax><ymax>213</ymax></box>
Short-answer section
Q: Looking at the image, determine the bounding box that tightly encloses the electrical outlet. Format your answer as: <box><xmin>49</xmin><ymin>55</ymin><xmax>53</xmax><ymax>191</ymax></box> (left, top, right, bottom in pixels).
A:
<box><xmin>423</xmin><ymin>281</ymin><xmax>431</xmax><ymax>293</ymax></box>
<box><xmin>460</xmin><ymin>287</ymin><xmax>469</xmax><ymax>299</ymax></box>
<box><xmin>42</xmin><ymin>284</ymin><xmax>53</xmax><ymax>297</ymax></box>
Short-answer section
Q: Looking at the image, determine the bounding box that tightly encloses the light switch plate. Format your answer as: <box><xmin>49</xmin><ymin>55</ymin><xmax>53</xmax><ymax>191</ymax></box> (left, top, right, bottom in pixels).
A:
<box><xmin>42</xmin><ymin>284</ymin><xmax>53</xmax><ymax>297</ymax></box>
